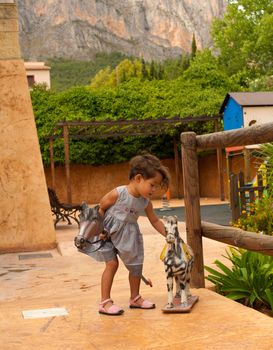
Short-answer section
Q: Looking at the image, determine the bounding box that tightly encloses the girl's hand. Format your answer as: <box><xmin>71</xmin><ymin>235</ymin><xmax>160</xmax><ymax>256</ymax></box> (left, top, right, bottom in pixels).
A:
<box><xmin>145</xmin><ymin>201</ymin><xmax>167</xmax><ymax>237</ymax></box>
<box><xmin>99</xmin><ymin>230</ymin><xmax>109</xmax><ymax>241</ymax></box>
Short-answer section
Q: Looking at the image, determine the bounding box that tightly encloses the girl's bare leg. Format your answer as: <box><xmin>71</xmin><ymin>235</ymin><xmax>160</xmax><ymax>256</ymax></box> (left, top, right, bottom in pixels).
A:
<box><xmin>101</xmin><ymin>259</ymin><xmax>119</xmax><ymax>310</ymax></box>
<box><xmin>129</xmin><ymin>273</ymin><xmax>141</xmax><ymax>300</ymax></box>
<box><xmin>129</xmin><ymin>272</ymin><xmax>155</xmax><ymax>308</ymax></box>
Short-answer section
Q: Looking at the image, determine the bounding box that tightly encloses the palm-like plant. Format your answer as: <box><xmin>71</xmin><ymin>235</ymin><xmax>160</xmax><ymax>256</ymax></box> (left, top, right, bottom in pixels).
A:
<box><xmin>205</xmin><ymin>247</ymin><xmax>273</xmax><ymax>311</ymax></box>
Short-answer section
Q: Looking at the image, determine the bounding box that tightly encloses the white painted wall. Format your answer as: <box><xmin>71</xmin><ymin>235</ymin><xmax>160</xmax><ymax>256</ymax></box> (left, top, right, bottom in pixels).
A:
<box><xmin>243</xmin><ymin>106</ymin><xmax>273</xmax><ymax>126</ymax></box>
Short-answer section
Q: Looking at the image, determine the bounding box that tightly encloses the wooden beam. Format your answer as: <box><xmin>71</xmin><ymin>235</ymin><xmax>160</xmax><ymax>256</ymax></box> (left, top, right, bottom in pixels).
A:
<box><xmin>196</xmin><ymin>122</ymin><xmax>273</xmax><ymax>150</ymax></box>
<box><xmin>49</xmin><ymin>138</ymin><xmax>55</xmax><ymax>190</ymax></box>
<box><xmin>173</xmin><ymin>138</ymin><xmax>182</xmax><ymax>198</ymax></box>
<box><xmin>56</xmin><ymin>114</ymin><xmax>221</xmax><ymax>127</ymax></box>
<box><xmin>63</xmin><ymin>125</ymin><xmax>72</xmax><ymax>203</ymax></box>
<box><xmin>181</xmin><ymin>132</ymin><xmax>204</xmax><ymax>288</ymax></box>
<box><xmin>202</xmin><ymin>221</ymin><xmax>273</xmax><ymax>256</ymax></box>
<box><xmin>243</xmin><ymin>147</ymin><xmax>251</xmax><ymax>183</ymax></box>
<box><xmin>214</xmin><ymin>119</ymin><xmax>225</xmax><ymax>201</ymax></box>
<box><xmin>217</xmin><ymin>148</ymin><xmax>225</xmax><ymax>201</ymax></box>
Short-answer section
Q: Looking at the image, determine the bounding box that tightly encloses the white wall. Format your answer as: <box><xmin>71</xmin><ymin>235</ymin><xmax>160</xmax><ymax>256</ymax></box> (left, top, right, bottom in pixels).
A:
<box><xmin>243</xmin><ymin>106</ymin><xmax>273</xmax><ymax>126</ymax></box>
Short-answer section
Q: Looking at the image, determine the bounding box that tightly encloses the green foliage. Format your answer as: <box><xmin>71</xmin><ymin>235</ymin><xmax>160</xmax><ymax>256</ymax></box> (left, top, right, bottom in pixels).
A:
<box><xmin>182</xmin><ymin>50</ymin><xmax>238</xmax><ymax>90</ymax></box>
<box><xmin>234</xmin><ymin>143</ymin><xmax>273</xmax><ymax>235</ymax></box>
<box><xmin>90</xmin><ymin>59</ymin><xmax>143</xmax><ymax>88</ymax></box>
<box><xmin>90</xmin><ymin>55</ymin><xmax>194</xmax><ymax>88</ymax></box>
<box><xmin>47</xmin><ymin>52</ymin><xmax>128</xmax><ymax>91</ymax></box>
<box><xmin>248</xmin><ymin>74</ymin><xmax>273</xmax><ymax>91</ymax></box>
<box><xmin>32</xmin><ymin>65</ymin><xmax>233</xmax><ymax>166</ymax></box>
<box><xmin>205</xmin><ymin>247</ymin><xmax>273</xmax><ymax>311</ymax></box>
<box><xmin>234</xmin><ymin>194</ymin><xmax>273</xmax><ymax>235</ymax></box>
<box><xmin>211</xmin><ymin>0</ymin><xmax>273</xmax><ymax>76</ymax></box>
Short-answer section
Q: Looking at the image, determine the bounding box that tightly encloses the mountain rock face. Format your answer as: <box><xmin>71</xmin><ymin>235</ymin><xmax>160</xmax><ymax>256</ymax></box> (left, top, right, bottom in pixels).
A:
<box><xmin>16</xmin><ymin>0</ymin><xmax>227</xmax><ymax>61</ymax></box>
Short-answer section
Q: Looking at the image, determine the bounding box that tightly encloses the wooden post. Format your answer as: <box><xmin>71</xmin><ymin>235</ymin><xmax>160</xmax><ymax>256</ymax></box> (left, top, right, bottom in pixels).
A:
<box><xmin>226</xmin><ymin>151</ymin><xmax>231</xmax><ymax>201</ymax></box>
<box><xmin>257</xmin><ymin>172</ymin><xmax>263</xmax><ymax>199</ymax></box>
<box><xmin>181</xmin><ymin>132</ymin><xmax>204</xmax><ymax>288</ymax></box>
<box><xmin>49</xmin><ymin>137</ymin><xmax>56</xmax><ymax>190</ymax></box>
<box><xmin>215</xmin><ymin>119</ymin><xmax>225</xmax><ymax>201</ymax></box>
<box><xmin>230</xmin><ymin>173</ymin><xmax>240</xmax><ymax>222</ymax></box>
<box><xmin>173</xmin><ymin>138</ymin><xmax>182</xmax><ymax>199</ymax></box>
<box><xmin>239</xmin><ymin>171</ymin><xmax>246</xmax><ymax>212</ymax></box>
<box><xmin>63</xmin><ymin>124</ymin><xmax>72</xmax><ymax>203</ymax></box>
<box><xmin>217</xmin><ymin>148</ymin><xmax>225</xmax><ymax>201</ymax></box>
<box><xmin>244</xmin><ymin>147</ymin><xmax>251</xmax><ymax>183</ymax></box>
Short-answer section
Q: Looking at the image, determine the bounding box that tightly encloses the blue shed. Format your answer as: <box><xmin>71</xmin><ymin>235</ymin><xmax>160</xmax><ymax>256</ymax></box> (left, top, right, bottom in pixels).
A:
<box><xmin>220</xmin><ymin>92</ymin><xmax>273</xmax><ymax>131</ymax></box>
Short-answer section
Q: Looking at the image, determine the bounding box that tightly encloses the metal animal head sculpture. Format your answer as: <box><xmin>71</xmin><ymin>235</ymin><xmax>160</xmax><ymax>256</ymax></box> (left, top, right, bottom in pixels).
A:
<box><xmin>74</xmin><ymin>203</ymin><xmax>104</xmax><ymax>249</ymax></box>
<box><xmin>163</xmin><ymin>215</ymin><xmax>179</xmax><ymax>244</ymax></box>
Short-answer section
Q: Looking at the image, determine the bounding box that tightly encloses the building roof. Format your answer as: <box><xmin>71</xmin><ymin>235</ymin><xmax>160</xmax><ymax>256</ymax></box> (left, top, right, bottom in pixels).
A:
<box><xmin>220</xmin><ymin>92</ymin><xmax>273</xmax><ymax>113</ymax></box>
<box><xmin>24</xmin><ymin>62</ymin><xmax>50</xmax><ymax>70</ymax></box>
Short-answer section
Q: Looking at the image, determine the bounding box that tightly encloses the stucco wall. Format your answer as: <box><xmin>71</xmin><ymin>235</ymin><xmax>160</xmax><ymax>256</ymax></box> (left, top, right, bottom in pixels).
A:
<box><xmin>44</xmin><ymin>159</ymin><xmax>179</xmax><ymax>204</ymax></box>
<box><xmin>0</xmin><ymin>3</ymin><xmax>56</xmax><ymax>253</ymax></box>
<box><xmin>44</xmin><ymin>152</ymin><xmax>260</xmax><ymax>204</ymax></box>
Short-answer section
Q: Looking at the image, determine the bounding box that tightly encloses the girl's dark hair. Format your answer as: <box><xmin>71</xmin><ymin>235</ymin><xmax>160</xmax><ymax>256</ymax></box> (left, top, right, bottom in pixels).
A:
<box><xmin>129</xmin><ymin>153</ymin><xmax>170</xmax><ymax>189</ymax></box>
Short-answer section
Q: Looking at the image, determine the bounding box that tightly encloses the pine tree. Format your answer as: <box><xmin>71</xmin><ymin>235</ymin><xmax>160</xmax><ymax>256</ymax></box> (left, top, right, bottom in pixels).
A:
<box><xmin>191</xmin><ymin>33</ymin><xmax>197</xmax><ymax>59</ymax></box>
<box><xmin>141</xmin><ymin>58</ymin><xmax>148</xmax><ymax>80</ymax></box>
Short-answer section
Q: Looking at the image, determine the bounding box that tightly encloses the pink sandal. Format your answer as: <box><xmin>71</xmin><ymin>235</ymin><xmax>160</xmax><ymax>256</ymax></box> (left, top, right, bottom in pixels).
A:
<box><xmin>99</xmin><ymin>298</ymin><xmax>124</xmax><ymax>316</ymax></box>
<box><xmin>129</xmin><ymin>295</ymin><xmax>155</xmax><ymax>309</ymax></box>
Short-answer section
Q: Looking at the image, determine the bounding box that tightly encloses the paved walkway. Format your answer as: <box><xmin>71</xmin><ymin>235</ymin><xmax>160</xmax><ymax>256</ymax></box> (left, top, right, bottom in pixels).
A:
<box><xmin>1</xmin><ymin>199</ymin><xmax>273</xmax><ymax>349</ymax></box>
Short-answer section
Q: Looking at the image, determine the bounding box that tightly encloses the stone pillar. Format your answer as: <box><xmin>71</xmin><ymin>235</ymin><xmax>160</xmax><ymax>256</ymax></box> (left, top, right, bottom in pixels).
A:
<box><xmin>0</xmin><ymin>1</ymin><xmax>56</xmax><ymax>252</ymax></box>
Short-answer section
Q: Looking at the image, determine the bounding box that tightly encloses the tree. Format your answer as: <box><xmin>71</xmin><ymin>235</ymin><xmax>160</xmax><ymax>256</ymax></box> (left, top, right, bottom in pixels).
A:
<box><xmin>141</xmin><ymin>58</ymin><xmax>149</xmax><ymax>80</ymax></box>
<box><xmin>254</xmin><ymin>13</ymin><xmax>273</xmax><ymax>72</ymax></box>
<box><xmin>90</xmin><ymin>59</ymin><xmax>143</xmax><ymax>88</ymax></box>
<box><xmin>191</xmin><ymin>33</ymin><xmax>197</xmax><ymax>59</ymax></box>
<box><xmin>90</xmin><ymin>66</ymin><xmax>113</xmax><ymax>89</ymax></box>
<box><xmin>211</xmin><ymin>0</ymin><xmax>273</xmax><ymax>76</ymax></box>
<box><xmin>182</xmin><ymin>49</ymin><xmax>234</xmax><ymax>89</ymax></box>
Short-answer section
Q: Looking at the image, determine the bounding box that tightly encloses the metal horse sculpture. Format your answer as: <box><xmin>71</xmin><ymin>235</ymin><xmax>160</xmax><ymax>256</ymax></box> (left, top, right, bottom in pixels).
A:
<box><xmin>161</xmin><ymin>215</ymin><xmax>195</xmax><ymax>310</ymax></box>
<box><xmin>74</xmin><ymin>203</ymin><xmax>105</xmax><ymax>250</ymax></box>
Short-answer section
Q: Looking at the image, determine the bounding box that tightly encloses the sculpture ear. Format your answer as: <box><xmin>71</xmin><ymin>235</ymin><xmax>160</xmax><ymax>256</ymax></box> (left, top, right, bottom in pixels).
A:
<box><xmin>163</xmin><ymin>216</ymin><xmax>167</xmax><ymax>222</ymax></box>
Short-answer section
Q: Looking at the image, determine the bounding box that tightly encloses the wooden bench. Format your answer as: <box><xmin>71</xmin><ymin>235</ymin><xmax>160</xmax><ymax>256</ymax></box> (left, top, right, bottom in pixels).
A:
<box><xmin>47</xmin><ymin>187</ymin><xmax>82</xmax><ymax>228</ymax></box>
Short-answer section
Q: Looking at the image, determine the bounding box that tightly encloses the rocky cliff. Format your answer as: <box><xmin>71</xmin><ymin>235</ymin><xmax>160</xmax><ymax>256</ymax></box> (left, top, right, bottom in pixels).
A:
<box><xmin>16</xmin><ymin>0</ymin><xmax>227</xmax><ymax>61</ymax></box>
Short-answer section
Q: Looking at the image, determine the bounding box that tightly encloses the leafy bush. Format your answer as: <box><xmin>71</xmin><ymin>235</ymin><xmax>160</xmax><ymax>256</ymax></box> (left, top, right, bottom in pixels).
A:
<box><xmin>205</xmin><ymin>247</ymin><xmax>273</xmax><ymax>312</ymax></box>
<box><xmin>234</xmin><ymin>194</ymin><xmax>273</xmax><ymax>235</ymax></box>
<box><xmin>234</xmin><ymin>143</ymin><xmax>273</xmax><ymax>235</ymax></box>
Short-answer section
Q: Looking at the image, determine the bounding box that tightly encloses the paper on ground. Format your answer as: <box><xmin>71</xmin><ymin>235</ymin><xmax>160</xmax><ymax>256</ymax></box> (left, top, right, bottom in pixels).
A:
<box><xmin>22</xmin><ymin>307</ymin><xmax>68</xmax><ymax>319</ymax></box>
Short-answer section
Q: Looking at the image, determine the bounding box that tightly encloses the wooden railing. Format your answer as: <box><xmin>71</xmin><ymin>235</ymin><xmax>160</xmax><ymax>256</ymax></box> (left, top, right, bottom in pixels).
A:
<box><xmin>180</xmin><ymin>122</ymin><xmax>273</xmax><ymax>288</ymax></box>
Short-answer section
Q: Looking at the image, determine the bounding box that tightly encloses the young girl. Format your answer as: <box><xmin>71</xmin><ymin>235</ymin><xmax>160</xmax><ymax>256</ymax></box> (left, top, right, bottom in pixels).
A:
<box><xmin>82</xmin><ymin>153</ymin><xmax>170</xmax><ymax>315</ymax></box>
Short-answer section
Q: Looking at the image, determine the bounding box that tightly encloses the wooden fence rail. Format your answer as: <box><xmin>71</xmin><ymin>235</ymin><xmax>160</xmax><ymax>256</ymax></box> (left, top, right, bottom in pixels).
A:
<box><xmin>201</xmin><ymin>221</ymin><xmax>273</xmax><ymax>256</ymax></box>
<box><xmin>181</xmin><ymin>121</ymin><xmax>273</xmax><ymax>288</ymax></box>
<box><xmin>196</xmin><ymin>122</ymin><xmax>273</xmax><ymax>149</ymax></box>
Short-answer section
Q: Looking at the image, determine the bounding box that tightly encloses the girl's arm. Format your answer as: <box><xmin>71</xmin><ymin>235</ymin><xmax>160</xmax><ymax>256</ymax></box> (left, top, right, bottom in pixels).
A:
<box><xmin>145</xmin><ymin>201</ymin><xmax>166</xmax><ymax>237</ymax></box>
<box><xmin>99</xmin><ymin>189</ymin><xmax>119</xmax><ymax>216</ymax></box>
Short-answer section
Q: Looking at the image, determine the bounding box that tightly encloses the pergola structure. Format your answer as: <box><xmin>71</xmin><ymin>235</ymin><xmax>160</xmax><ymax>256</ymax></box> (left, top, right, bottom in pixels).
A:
<box><xmin>46</xmin><ymin>115</ymin><xmax>224</xmax><ymax>203</ymax></box>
